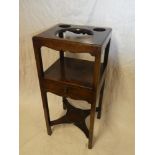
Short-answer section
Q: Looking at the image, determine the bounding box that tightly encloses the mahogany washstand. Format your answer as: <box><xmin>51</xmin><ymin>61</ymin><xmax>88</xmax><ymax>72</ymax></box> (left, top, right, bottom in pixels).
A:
<box><xmin>32</xmin><ymin>24</ymin><xmax>112</xmax><ymax>149</ymax></box>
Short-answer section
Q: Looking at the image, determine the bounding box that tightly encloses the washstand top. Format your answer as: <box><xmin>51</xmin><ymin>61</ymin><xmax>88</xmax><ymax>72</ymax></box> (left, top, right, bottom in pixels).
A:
<box><xmin>34</xmin><ymin>23</ymin><xmax>112</xmax><ymax>48</ymax></box>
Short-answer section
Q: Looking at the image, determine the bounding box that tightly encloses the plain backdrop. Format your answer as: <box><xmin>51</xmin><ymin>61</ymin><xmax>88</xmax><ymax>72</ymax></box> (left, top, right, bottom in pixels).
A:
<box><xmin>20</xmin><ymin>0</ymin><xmax>134</xmax><ymax>155</ymax></box>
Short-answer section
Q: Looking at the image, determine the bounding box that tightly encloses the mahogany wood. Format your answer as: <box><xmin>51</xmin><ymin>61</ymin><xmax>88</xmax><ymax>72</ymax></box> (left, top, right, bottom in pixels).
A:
<box><xmin>32</xmin><ymin>23</ymin><xmax>112</xmax><ymax>149</ymax></box>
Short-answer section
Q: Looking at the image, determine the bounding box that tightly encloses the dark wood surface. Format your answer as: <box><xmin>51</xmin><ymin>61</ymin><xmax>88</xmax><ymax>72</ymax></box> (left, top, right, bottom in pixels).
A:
<box><xmin>44</xmin><ymin>57</ymin><xmax>104</xmax><ymax>88</ymax></box>
<box><xmin>33</xmin><ymin>23</ymin><xmax>112</xmax><ymax>55</ymax></box>
<box><xmin>32</xmin><ymin>23</ymin><xmax>112</xmax><ymax>149</ymax></box>
<box><xmin>50</xmin><ymin>98</ymin><xmax>100</xmax><ymax>138</ymax></box>
<box><xmin>36</xmin><ymin>23</ymin><xmax>112</xmax><ymax>46</ymax></box>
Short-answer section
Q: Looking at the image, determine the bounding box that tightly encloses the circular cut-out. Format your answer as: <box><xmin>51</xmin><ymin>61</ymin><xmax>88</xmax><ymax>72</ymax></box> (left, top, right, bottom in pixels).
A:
<box><xmin>59</xmin><ymin>24</ymin><xmax>71</xmax><ymax>28</ymax></box>
<box><xmin>93</xmin><ymin>27</ymin><xmax>105</xmax><ymax>32</ymax></box>
<box><xmin>56</xmin><ymin>28</ymin><xmax>93</xmax><ymax>38</ymax></box>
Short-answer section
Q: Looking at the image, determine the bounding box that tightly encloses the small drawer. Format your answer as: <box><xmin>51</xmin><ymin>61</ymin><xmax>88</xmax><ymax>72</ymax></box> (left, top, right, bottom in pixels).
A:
<box><xmin>42</xmin><ymin>79</ymin><xmax>93</xmax><ymax>103</ymax></box>
<box><xmin>42</xmin><ymin>80</ymin><xmax>68</xmax><ymax>97</ymax></box>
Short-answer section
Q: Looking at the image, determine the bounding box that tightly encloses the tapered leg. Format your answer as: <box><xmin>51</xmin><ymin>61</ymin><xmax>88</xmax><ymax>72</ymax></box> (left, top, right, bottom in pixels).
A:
<box><xmin>97</xmin><ymin>80</ymin><xmax>105</xmax><ymax>119</ymax></box>
<box><xmin>88</xmin><ymin>102</ymin><xmax>97</xmax><ymax>149</ymax></box>
<box><xmin>40</xmin><ymin>90</ymin><xmax>52</xmax><ymax>135</ymax></box>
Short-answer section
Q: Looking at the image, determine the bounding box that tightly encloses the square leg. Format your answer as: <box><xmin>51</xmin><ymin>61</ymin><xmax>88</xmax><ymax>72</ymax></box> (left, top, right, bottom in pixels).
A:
<box><xmin>40</xmin><ymin>90</ymin><xmax>52</xmax><ymax>135</ymax></box>
<box><xmin>88</xmin><ymin>102</ymin><xmax>97</xmax><ymax>149</ymax></box>
<box><xmin>97</xmin><ymin>80</ymin><xmax>105</xmax><ymax>119</ymax></box>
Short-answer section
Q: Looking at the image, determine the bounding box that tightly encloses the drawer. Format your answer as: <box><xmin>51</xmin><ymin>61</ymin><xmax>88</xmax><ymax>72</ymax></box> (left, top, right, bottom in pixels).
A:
<box><xmin>42</xmin><ymin>80</ymin><xmax>68</xmax><ymax>97</ymax></box>
<box><xmin>42</xmin><ymin>79</ymin><xmax>93</xmax><ymax>103</ymax></box>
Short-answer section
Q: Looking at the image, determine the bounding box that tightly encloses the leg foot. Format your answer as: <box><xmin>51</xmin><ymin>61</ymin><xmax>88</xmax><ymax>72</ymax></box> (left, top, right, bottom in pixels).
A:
<box><xmin>88</xmin><ymin>102</ymin><xmax>96</xmax><ymax>149</ymax></box>
<box><xmin>88</xmin><ymin>143</ymin><xmax>93</xmax><ymax>149</ymax></box>
<box><xmin>40</xmin><ymin>90</ymin><xmax>52</xmax><ymax>135</ymax></box>
<box><xmin>47</xmin><ymin>129</ymin><xmax>52</xmax><ymax>135</ymax></box>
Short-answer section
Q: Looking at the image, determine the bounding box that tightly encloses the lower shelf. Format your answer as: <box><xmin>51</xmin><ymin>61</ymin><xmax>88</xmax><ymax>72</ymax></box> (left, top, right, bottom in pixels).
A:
<box><xmin>50</xmin><ymin>98</ymin><xmax>99</xmax><ymax>138</ymax></box>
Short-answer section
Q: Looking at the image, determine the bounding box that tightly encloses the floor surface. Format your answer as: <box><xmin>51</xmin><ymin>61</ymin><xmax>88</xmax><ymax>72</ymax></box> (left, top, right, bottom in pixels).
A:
<box><xmin>20</xmin><ymin>71</ymin><xmax>134</xmax><ymax>155</ymax></box>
